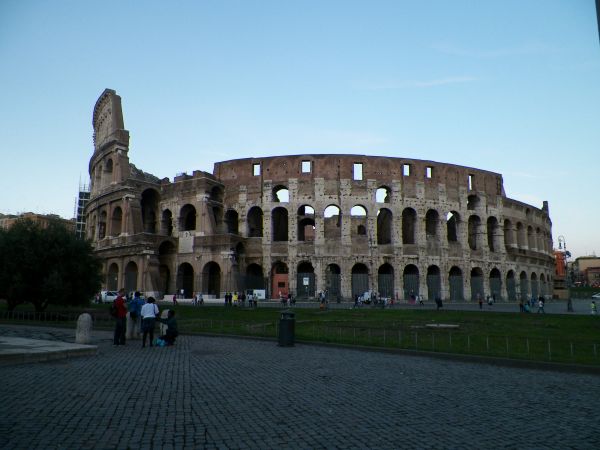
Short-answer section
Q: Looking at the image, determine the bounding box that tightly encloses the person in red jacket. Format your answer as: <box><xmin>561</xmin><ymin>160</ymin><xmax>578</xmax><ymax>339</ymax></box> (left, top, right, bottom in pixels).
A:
<box><xmin>113</xmin><ymin>288</ymin><xmax>128</xmax><ymax>345</ymax></box>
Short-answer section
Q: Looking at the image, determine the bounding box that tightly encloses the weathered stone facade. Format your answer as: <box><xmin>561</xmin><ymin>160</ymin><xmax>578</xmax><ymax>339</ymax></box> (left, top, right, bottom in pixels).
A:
<box><xmin>85</xmin><ymin>89</ymin><xmax>554</xmax><ymax>302</ymax></box>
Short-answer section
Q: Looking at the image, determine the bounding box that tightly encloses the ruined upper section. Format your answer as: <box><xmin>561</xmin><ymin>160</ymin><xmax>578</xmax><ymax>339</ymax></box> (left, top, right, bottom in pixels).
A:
<box><xmin>92</xmin><ymin>89</ymin><xmax>129</xmax><ymax>152</ymax></box>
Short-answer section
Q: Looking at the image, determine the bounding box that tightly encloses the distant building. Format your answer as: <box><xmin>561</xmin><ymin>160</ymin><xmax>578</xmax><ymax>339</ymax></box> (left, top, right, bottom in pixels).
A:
<box><xmin>572</xmin><ymin>256</ymin><xmax>600</xmax><ymax>287</ymax></box>
<box><xmin>0</xmin><ymin>212</ymin><xmax>75</xmax><ymax>232</ymax></box>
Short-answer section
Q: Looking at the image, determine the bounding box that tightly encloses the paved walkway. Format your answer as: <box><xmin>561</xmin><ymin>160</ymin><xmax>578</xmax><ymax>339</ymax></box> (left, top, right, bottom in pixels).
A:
<box><xmin>0</xmin><ymin>324</ymin><xmax>599</xmax><ymax>449</ymax></box>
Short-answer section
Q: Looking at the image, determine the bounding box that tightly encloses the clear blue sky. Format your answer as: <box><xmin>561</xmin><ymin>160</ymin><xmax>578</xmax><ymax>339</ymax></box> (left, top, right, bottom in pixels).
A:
<box><xmin>0</xmin><ymin>0</ymin><xmax>598</xmax><ymax>258</ymax></box>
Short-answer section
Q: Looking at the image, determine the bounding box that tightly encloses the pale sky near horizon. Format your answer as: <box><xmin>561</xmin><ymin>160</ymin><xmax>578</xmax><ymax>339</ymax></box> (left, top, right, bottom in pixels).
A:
<box><xmin>0</xmin><ymin>0</ymin><xmax>598</xmax><ymax>259</ymax></box>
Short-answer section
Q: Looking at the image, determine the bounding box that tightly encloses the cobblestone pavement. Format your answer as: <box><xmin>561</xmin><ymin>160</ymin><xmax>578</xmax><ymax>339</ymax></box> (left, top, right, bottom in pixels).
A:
<box><xmin>0</xmin><ymin>325</ymin><xmax>599</xmax><ymax>449</ymax></box>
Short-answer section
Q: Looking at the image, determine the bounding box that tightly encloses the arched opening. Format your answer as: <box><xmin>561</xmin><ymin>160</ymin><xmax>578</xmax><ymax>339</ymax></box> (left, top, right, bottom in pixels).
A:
<box><xmin>211</xmin><ymin>206</ymin><xmax>223</xmax><ymax>233</ymax></box>
<box><xmin>210</xmin><ymin>186</ymin><xmax>224</xmax><ymax>203</ymax></box>
<box><xmin>225</xmin><ymin>209</ymin><xmax>239</xmax><ymax>234</ymax></box>
<box><xmin>540</xmin><ymin>273</ymin><xmax>547</xmax><ymax>297</ymax></box>
<box><xmin>161</xmin><ymin>209</ymin><xmax>173</xmax><ymax>236</ymax></box>
<box><xmin>351</xmin><ymin>205</ymin><xmax>367</xmax><ymax>238</ymax></box>
<box><xmin>180</xmin><ymin>204</ymin><xmax>197</xmax><ymax>231</ymax></box>
<box><xmin>468</xmin><ymin>215</ymin><xmax>481</xmax><ymax>250</ymax></box>
<box><xmin>427</xmin><ymin>265</ymin><xmax>441</xmax><ymax>301</ymax></box>
<box><xmin>297</xmin><ymin>205</ymin><xmax>316</xmax><ymax>242</ymax></box>
<box><xmin>516</xmin><ymin>222</ymin><xmax>525</xmax><ymax>248</ymax></box>
<box><xmin>202</xmin><ymin>262</ymin><xmax>221</xmax><ymax>298</ymax></box>
<box><xmin>503</xmin><ymin>219</ymin><xmax>513</xmax><ymax>248</ymax></box>
<box><xmin>124</xmin><ymin>261</ymin><xmax>138</xmax><ymax>293</ymax></box>
<box><xmin>403</xmin><ymin>264</ymin><xmax>419</xmax><ymax>300</ymax></box>
<box><xmin>107</xmin><ymin>263</ymin><xmax>119</xmax><ymax>290</ymax></box>
<box><xmin>99</xmin><ymin>211</ymin><xmax>107</xmax><ymax>239</ymax></box>
<box><xmin>351</xmin><ymin>263</ymin><xmax>369</xmax><ymax>299</ymax></box>
<box><xmin>446</xmin><ymin>211</ymin><xmax>459</xmax><ymax>243</ymax></box>
<box><xmin>377</xmin><ymin>208</ymin><xmax>393</xmax><ymax>245</ymax></box>
<box><xmin>141</xmin><ymin>189</ymin><xmax>160</xmax><ymax>234</ymax></box>
<box><xmin>273</xmin><ymin>185</ymin><xmax>289</xmax><ymax>203</ymax></box>
<box><xmin>449</xmin><ymin>266</ymin><xmax>464</xmax><ymax>301</ymax></box>
<box><xmin>519</xmin><ymin>271</ymin><xmax>529</xmax><ymax>301</ymax></box>
<box><xmin>378</xmin><ymin>263</ymin><xmax>394</xmax><ymax>298</ymax></box>
<box><xmin>271</xmin><ymin>262</ymin><xmax>289</xmax><ymax>299</ymax></box>
<box><xmin>470</xmin><ymin>267</ymin><xmax>484</xmax><ymax>301</ymax></box>
<box><xmin>325</xmin><ymin>264</ymin><xmax>341</xmax><ymax>300</ymax></box>
<box><xmin>375</xmin><ymin>186</ymin><xmax>391</xmax><ymax>203</ymax></box>
<box><xmin>489</xmin><ymin>268</ymin><xmax>502</xmax><ymax>300</ymax></box>
<box><xmin>425</xmin><ymin>209</ymin><xmax>439</xmax><ymax>239</ymax></box>
<box><xmin>111</xmin><ymin>207</ymin><xmax>122</xmax><ymax>236</ymax></box>
<box><xmin>272</xmin><ymin>207</ymin><xmax>289</xmax><ymax>241</ymax></box>
<box><xmin>247</xmin><ymin>206</ymin><xmax>263</xmax><ymax>237</ymax></box>
<box><xmin>402</xmin><ymin>208</ymin><xmax>417</xmax><ymax>245</ymax></box>
<box><xmin>159</xmin><ymin>265</ymin><xmax>170</xmax><ymax>297</ymax></box>
<box><xmin>530</xmin><ymin>272</ymin><xmax>539</xmax><ymax>299</ymax></box>
<box><xmin>506</xmin><ymin>270</ymin><xmax>516</xmax><ymax>301</ymax></box>
<box><xmin>487</xmin><ymin>217</ymin><xmax>499</xmax><ymax>252</ymax></box>
<box><xmin>176</xmin><ymin>263</ymin><xmax>194</xmax><ymax>298</ymax></box>
<box><xmin>527</xmin><ymin>226</ymin><xmax>535</xmax><ymax>250</ymax></box>
<box><xmin>324</xmin><ymin>205</ymin><xmax>341</xmax><ymax>239</ymax></box>
<box><xmin>297</xmin><ymin>261</ymin><xmax>315</xmax><ymax>299</ymax></box>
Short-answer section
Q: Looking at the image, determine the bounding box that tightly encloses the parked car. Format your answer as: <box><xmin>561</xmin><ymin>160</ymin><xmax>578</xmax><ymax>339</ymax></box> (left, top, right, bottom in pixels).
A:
<box><xmin>591</xmin><ymin>292</ymin><xmax>600</xmax><ymax>299</ymax></box>
<box><xmin>101</xmin><ymin>291</ymin><xmax>119</xmax><ymax>303</ymax></box>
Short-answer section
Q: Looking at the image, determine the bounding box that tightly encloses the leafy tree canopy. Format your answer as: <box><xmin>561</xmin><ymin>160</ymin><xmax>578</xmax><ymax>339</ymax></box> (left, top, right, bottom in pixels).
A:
<box><xmin>0</xmin><ymin>219</ymin><xmax>101</xmax><ymax>311</ymax></box>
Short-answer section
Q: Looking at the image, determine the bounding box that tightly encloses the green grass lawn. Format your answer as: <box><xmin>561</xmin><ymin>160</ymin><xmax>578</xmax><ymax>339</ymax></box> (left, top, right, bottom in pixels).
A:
<box><xmin>2</xmin><ymin>302</ymin><xmax>600</xmax><ymax>366</ymax></box>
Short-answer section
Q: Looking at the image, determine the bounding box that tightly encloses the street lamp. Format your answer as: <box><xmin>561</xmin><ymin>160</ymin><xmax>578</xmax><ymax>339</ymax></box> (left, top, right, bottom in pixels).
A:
<box><xmin>558</xmin><ymin>235</ymin><xmax>573</xmax><ymax>312</ymax></box>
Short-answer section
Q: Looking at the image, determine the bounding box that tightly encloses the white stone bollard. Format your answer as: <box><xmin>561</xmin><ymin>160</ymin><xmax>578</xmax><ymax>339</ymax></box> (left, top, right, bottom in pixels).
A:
<box><xmin>126</xmin><ymin>312</ymin><xmax>141</xmax><ymax>340</ymax></box>
<box><xmin>75</xmin><ymin>313</ymin><xmax>92</xmax><ymax>344</ymax></box>
<box><xmin>159</xmin><ymin>309</ymin><xmax>170</xmax><ymax>335</ymax></box>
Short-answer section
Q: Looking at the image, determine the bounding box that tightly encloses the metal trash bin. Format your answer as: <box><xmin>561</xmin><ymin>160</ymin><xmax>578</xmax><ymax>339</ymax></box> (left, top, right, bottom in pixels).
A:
<box><xmin>278</xmin><ymin>310</ymin><xmax>295</xmax><ymax>346</ymax></box>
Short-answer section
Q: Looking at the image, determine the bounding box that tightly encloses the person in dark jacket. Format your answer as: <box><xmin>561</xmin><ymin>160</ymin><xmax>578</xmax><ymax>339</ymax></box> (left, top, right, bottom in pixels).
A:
<box><xmin>158</xmin><ymin>310</ymin><xmax>179</xmax><ymax>346</ymax></box>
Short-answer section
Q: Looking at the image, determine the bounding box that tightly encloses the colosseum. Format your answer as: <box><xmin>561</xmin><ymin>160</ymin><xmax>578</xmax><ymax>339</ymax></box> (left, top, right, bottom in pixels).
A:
<box><xmin>85</xmin><ymin>89</ymin><xmax>555</xmax><ymax>302</ymax></box>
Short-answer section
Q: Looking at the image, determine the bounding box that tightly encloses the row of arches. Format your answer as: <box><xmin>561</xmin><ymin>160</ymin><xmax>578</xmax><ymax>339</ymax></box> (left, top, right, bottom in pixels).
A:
<box><xmin>105</xmin><ymin>258</ymin><xmax>551</xmax><ymax>302</ymax></box>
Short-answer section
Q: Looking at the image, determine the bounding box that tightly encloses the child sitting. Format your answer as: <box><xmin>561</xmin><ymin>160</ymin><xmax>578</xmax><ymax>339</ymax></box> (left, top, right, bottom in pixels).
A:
<box><xmin>157</xmin><ymin>310</ymin><xmax>179</xmax><ymax>346</ymax></box>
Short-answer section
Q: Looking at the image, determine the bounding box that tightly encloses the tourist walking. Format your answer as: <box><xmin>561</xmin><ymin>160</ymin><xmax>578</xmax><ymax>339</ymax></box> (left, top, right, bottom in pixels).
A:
<box><xmin>591</xmin><ymin>300</ymin><xmax>597</xmax><ymax>315</ymax></box>
<box><xmin>129</xmin><ymin>291</ymin><xmax>144</xmax><ymax>333</ymax></box>
<box><xmin>141</xmin><ymin>297</ymin><xmax>159</xmax><ymax>347</ymax></box>
<box><xmin>113</xmin><ymin>288</ymin><xmax>127</xmax><ymax>345</ymax></box>
<box><xmin>477</xmin><ymin>293</ymin><xmax>483</xmax><ymax>310</ymax></box>
<box><xmin>537</xmin><ymin>297</ymin><xmax>545</xmax><ymax>314</ymax></box>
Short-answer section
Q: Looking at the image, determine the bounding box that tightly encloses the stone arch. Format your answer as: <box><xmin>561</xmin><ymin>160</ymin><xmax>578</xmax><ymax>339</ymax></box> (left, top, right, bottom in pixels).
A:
<box><xmin>159</xmin><ymin>265</ymin><xmax>171</xmax><ymax>296</ymax></box>
<box><xmin>426</xmin><ymin>265</ymin><xmax>441</xmax><ymax>300</ymax></box>
<box><xmin>211</xmin><ymin>205</ymin><xmax>223</xmax><ymax>233</ymax></box>
<box><xmin>324</xmin><ymin>205</ymin><xmax>341</xmax><ymax>239</ymax></box>
<box><xmin>425</xmin><ymin>209</ymin><xmax>439</xmax><ymax>239</ymax></box>
<box><xmin>247</xmin><ymin>206</ymin><xmax>263</xmax><ymax>237</ymax></box>
<box><xmin>402</xmin><ymin>208</ymin><xmax>417</xmax><ymax>245</ymax></box>
<box><xmin>504</xmin><ymin>219</ymin><xmax>514</xmax><ymax>248</ymax></box>
<box><xmin>378</xmin><ymin>263</ymin><xmax>394</xmax><ymax>298</ymax></box>
<box><xmin>470</xmin><ymin>267</ymin><xmax>484</xmax><ymax>300</ymax></box>
<box><xmin>527</xmin><ymin>226</ymin><xmax>535</xmax><ymax>250</ymax></box>
<box><xmin>530</xmin><ymin>272</ymin><xmax>539</xmax><ymax>299</ymax></box>
<box><xmin>489</xmin><ymin>268</ymin><xmax>502</xmax><ymax>300</ymax></box>
<box><xmin>351</xmin><ymin>205</ymin><xmax>367</xmax><ymax>237</ymax></box>
<box><xmin>375</xmin><ymin>186</ymin><xmax>391</xmax><ymax>203</ymax></box>
<box><xmin>225</xmin><ymin>209</ymin><xmax>239</xmax><ymax>234</ymax></box>
<box><xmin>271</xmin><ymin>261</ymin><xmax>289</xmax><ymax>298</ymax></box>
<box><xmin>202</xmin><ymin>262</ymin><xmax>221</xmax><ymax>298</ymax></box>
<box><xmin>124</xmin><ymin>261</ymin><xmax>138</xmax><ymax>293</ymax></box>
<box><xmin>210</xmin><ymin>186</ymin><xmax>224</xmax><ymax>203</ymax></box>
<box><xmin>99</xmin><ymin>211</ymin><xmax>107</xmax><ymax>239</ymax></box>
<box><xmin>403</xmin><ymin>264</ymin><xmax>419</xmax><ymax>299</ymax></box>
<box><xmin>297</xmin><ymin>205</ymin><xmax>315</xmax><ymax>242</ymax></box>
<box><xmin>377</xmin><ymin>208</ymin><xmax>393</xmax><ymax>245</ymax></box>
<box><xmin>351</xmin><ymin>263</ymin><xmax>369</xmax><ymax>298</ymax></box>
<box><xmin>176</xmin><ymin>263</ymin><xmax>194</xmax><ymax>298</ymax></box>
<box><xmin>468</xmin><ymin>215</ymin><xmax>481</xmax><ymax>250</ymax></box>
<box><xmin>487</xmin><ymin>217</ymin><xmax>499</xmax><ymax>252</ymax></box>
<box><xmin>180</xmin><ymin>204</ymin><xmax>197</xmax><ymax>231</ymax></box>
<box><xmin>325</xmin><ymin>264</ymin><xmax>341</xmax><ymax>300</ymax></box>
<box><xmin>506</xmin><ymin>270</ymin><xmax>516</xmax><ymax>301</ymax></box>
<box><xmin>272</xmin><ymin>207</ymin><xmax>288</xmax><ymax>241</ymax></box>
<box><xmin>273</xmin><ymin>185</ymin><xmax>289</xmax><ymax>202</ymax></box>
<box><xmin>107</xmin><ymin>262</ymin><xmax>119</xmax><ymax>290</ymax></box>
<box><xmin>519</xmin><ymin>271</ymin><xmax>529</xmax><ymax>301</ymax></box>
<box><xmin>449</xmin><ymin>266</ymin><xmax>464</xmax><ymax>301</ymax></box>
<box><xmin>297</xmin><ymin>261</ymin><xmax>315</xmax><ymax>298</ymax></box>
<box><xmin>111</xmin><ymin>206</ymin><xmax>122</xmax><ymax>236</ymax></box>
<box><xmin>161</xmin><ymin>209</ymin><xmax>173</xmax><ymax>236</ymax></box>
<box><xmin>447</xmin><ymin>211</ymin><xmax>460</xmax><ymax>243</ymax></box>
<box><xmin>141</xmin><ymin>189</ymin><xmax>160</xmax><ymax>234</ymax></box>
<box><xmin>516</xmin><ymin>222</ymin><xmax>526</xmax><ymax>248</ymax></box>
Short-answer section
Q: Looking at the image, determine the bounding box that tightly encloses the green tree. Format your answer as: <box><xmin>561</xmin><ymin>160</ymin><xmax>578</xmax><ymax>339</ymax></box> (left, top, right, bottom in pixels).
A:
<box><xmin>0</xmin><ymin>219</ymin><xmax>101</xmax><ymax>312</ymax></box>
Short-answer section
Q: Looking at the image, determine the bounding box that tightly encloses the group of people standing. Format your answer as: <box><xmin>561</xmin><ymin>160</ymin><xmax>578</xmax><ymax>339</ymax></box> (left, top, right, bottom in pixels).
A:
<box><xmin>112</xmin><ymin>289</ymin><xmax>178</xmax><ymax>347</ymax></box>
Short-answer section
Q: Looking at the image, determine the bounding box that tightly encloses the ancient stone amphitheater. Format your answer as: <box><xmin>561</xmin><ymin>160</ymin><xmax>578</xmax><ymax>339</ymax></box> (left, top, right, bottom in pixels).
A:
<box><xmin>85</xmin><ymin>89</ymin><xmax>554</xmax><ymax>302</ymax></box>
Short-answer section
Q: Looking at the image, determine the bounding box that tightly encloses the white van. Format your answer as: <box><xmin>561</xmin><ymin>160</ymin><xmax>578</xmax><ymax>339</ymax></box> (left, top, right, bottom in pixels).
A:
<box><xmin>101</xmin><ymin>291</ymin><xmax>119</xmax><ymax>303</ymax></box>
